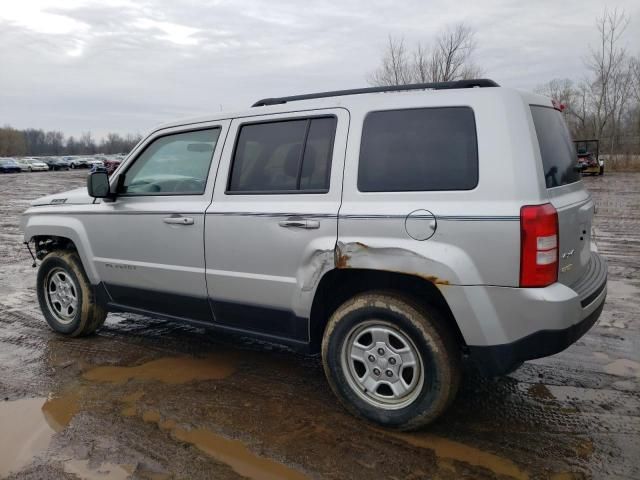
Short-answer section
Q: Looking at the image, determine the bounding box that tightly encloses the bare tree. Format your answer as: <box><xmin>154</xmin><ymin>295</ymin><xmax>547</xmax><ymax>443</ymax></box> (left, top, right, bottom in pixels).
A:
<box><xmin>535</xmin><ymin>78</ymin><xmax>583</xmax><ymax>136</ymax></box>
<box><xmin>369</xmin><ymin>23</ymin><xmax>482</xmax><ymax>86</ymax></box>
<box><xmin>535</xmin><ymin>78</ymin><xmax>576</xmax><ymax>106</ymax></box>
<box><xmin>368</xmin><ymin>36</ymin><xmax>413</xmax><ymax>86</ymax></box>
<box><xmin>431</xmin><ymin>24</ymin><xmax>482</xmax><ymax>82</ymax></box>
<box><xmin>631</xmin><ymin>56</ymin><xmax>640</xmax><ymax>104</ymax></box>
<box><xmin>585</xmin><ymin>8</ymin><xmax>631</xmax><ymax>145</ymax></box>
<box><xmin>412</xmin><ymin>43</ymin><xmax>434</xmax><ymax>83</ymax></box>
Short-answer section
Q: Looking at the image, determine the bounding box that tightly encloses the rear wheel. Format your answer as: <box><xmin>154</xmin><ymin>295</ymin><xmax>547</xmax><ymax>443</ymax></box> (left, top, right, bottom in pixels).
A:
<box><xmin>37</xmin><ymin>250</ymin><xmax>106</xmax><ymax>336</ymax></box>
<box><xmin>322</xmin><ymin>292</ymin><xmax>461</xmax><ymax>430</ymax></box>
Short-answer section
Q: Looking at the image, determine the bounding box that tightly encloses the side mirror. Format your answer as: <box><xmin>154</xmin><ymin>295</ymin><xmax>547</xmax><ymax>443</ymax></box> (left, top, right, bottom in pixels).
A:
<box><xmin>87</xmin><ymin>171</ymin><xmax>111</xmax><ymax>198</ymax></box>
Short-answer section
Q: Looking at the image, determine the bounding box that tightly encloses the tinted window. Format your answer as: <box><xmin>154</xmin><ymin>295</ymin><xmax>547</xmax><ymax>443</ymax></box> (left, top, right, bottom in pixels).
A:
<box><xmin>358</xmin><ymin>107</ymin><xmax>478</xmax><ymax>192</ymax></box>
<box><xmin>530</xmin><ymin>106</ymin><xmax>580</xmax><ymax>188</ymax></box>
<box><xmin>122</xmin><ymin>128</ymin><xmax>220</xmax><ymax>195</ymax></box>
<box><xmin>228</xmin><ymin>117</ymin><xmax>336</xmax><ymax>193</ymax></box>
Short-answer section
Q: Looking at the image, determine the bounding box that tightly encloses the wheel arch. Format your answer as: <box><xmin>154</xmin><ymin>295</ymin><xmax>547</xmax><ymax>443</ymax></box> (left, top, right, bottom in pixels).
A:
<box><xmin>24</xmin><ymin>216</ymin><xmax>99</xmax><ymax>284</ymax></box>
<box><xmin>309</xmin><ymin>268</ymin><xmax>467</xmax><ymax>353</ymax></box>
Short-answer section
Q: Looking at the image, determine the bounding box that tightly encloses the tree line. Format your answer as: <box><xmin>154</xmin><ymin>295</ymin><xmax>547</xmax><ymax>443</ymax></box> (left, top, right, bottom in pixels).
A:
<box><xmin>535</xmin><ymin>10</ymin><xmax>639</xmax><ymax>156</ymax></box>
<box><xmin>368</xmin><ymin>9</ymin><xmax>639</xmax><ymax>156</ymax></box>
<box><xmin>0</xmin><ymin>127</ymin><xmax>142</xmax><ymax>158</ymax></box>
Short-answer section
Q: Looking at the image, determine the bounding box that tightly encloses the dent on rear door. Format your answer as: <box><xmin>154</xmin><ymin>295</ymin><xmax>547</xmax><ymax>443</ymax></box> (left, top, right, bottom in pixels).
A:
<box><xmin>204</xmin><ymin>109</ymin><xmax>350</xmax><ymax>339</ymax></box>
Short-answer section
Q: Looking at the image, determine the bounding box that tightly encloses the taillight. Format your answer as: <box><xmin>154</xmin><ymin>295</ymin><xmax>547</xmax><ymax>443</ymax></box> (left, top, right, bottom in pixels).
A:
<box><xmin>520</xmin><ymin>203</ymin><xmax>558</xmax><ymax>287</ymax></box>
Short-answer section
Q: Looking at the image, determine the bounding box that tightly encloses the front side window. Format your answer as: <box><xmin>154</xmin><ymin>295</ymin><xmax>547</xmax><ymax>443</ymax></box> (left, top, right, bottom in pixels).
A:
<box><xmin>358</xmin><ymin>107</ymin><xmax>478</xmax><ymax>192</ymax></box>
<box><xmin>228</xmin><ymin>117</ymin><xmax>337</xmax><ymax>193</ymax></box>
<box><xmin>122</xmin><ymin>128</ymin><xmax>220</xmax><ymax>195</ymax></box>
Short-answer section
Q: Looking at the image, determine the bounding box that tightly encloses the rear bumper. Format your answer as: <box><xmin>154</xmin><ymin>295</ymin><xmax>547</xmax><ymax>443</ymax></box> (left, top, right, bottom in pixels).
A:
<box><xmin>468</xmin><ymin>297</ymin><xmax>605</xmax><ymax>375</ymax></box>
<box><xmin>442</xmin><ymin>252</ymin><xmax>607</xmax><ymax>376</ymax></box>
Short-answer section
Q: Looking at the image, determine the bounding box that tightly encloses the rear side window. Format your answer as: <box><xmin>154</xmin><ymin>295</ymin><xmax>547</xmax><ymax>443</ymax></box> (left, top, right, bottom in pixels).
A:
<box><xmin>228</xmin><ymin>117</ymin><xmax>337</xmax><ymax>193</ymax></box>
<box><xmin>530</xmin><ymin>106</ymin><xmax>580</xmax><ymax>188</ymax></box>
<box><xmin>358</xmin><ymin>107</ymin><xmax>478</xmax><ymax>192</ymax></box>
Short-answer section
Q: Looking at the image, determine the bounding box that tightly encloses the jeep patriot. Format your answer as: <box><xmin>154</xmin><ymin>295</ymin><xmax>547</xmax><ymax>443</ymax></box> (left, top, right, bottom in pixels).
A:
<box><xmin>21</xmin><ymin>79</ymin><xmax>607</xmax><ymax>429</ymax></box>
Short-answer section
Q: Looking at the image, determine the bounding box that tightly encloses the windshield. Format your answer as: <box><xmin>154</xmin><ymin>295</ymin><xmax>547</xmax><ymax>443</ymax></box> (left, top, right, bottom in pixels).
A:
<box><xmin>530</xmin><ymin>105</ymin><xmax>581</xmax><ymax>188</ymax></box>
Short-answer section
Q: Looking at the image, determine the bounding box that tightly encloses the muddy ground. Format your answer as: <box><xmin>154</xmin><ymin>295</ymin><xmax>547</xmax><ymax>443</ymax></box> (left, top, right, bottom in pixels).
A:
<box><xmin>0</xmin><ymin>171</ymin><xmax>638</xmax><ymax>480</ymax></box>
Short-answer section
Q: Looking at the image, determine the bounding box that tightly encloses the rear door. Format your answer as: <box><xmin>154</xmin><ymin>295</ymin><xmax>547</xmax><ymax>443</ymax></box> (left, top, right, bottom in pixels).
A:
<box><xmin>530</xmin><ymin>105</ymin><xmax>593</xmax><ymax>286</ymax></box>
<box><xmin>204</xmin><ymin>109</ymin><xmax>348</xmax><ymax>343</ymax></box>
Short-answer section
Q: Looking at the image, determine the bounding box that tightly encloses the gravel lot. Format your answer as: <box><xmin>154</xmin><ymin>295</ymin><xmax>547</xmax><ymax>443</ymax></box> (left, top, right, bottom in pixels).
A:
<box><xmin>0</xmin><ymin>170</ymin><xmax>638</xmax><ymax>480</ymax></box>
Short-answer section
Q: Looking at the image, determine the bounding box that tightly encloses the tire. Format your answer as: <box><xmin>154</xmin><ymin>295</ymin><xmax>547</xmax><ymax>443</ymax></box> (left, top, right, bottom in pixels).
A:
<box><xmin>37</xmin><ymin>250</ymin><xmax>106</xmax><ymax>337</ymax></box>
<box><xmin>322</xmin><ymin>291</ymin><xmax>461</xmax><ymax>430</ymax></box>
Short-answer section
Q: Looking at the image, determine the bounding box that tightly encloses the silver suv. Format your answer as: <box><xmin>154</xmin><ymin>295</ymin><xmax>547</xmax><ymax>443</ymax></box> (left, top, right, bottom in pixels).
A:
<box><xmin>21</xmin><ymin>80</ymin><xmax>607</xmax><ymax>430</ymax></box>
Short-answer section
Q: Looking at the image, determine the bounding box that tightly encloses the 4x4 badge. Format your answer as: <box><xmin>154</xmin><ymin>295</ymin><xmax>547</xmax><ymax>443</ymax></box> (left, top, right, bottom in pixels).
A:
<box><xmin>561</xmin><ymin>249</ymin><xmax>575</xmax><ymax>259</ymax></box>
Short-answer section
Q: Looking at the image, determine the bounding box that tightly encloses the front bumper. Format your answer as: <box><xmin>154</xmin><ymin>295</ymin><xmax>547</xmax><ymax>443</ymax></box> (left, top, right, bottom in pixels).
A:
<box><xmin>442</xmin><ymin>252</ymin><xmax>607</xmax><ymax>376</ymax></box>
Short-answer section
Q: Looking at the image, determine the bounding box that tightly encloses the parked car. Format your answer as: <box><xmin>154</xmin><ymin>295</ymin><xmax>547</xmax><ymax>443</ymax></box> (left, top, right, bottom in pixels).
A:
<box><xmin>102</xmin><ymin>157</ymin><xmax>122</xmax><ymax>176</ymax></box>
<box><xmin>14</xmin><ymin>158</ymin><xmax>32</xmax><ymax>172</ymax></box>
<box><xmin>42</xmin><ymin>157</ymin><xmax>70</xmax><ymax>171</ymax></box>
<box><xmin>86</xmin><ymin>158</ymin><xmax>105</xmax><ymax>170</ymax></box>
<box><xmin>67</xmin><ymin>157</ymin><xmax>89</xmax><ymax>169</ymax></box>
<box><xmin>21</xmin><ymin>79</ymin><xmax>607</xmax><ymax>430</ymax></box>
<box><xmin>22</xmin><ymin>158</ymin><xmax>50</xmax><ymax>172</ymax></box>
<box><xmin>0</xmin><ymin>158</ymin><xmax>22</xmax><ymax>173</ymax></box>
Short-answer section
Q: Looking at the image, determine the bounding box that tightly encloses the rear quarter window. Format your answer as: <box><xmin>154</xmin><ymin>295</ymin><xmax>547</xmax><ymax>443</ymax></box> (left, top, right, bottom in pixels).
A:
<box><xmin>530</xmin><ymin>105</ymin><xmax>580</xmax><ymax>188</ymax></box>
<box><xmin>358</xmin><ymin>107</ymin><xmax>478</xmax><ymax>192</ymax></box>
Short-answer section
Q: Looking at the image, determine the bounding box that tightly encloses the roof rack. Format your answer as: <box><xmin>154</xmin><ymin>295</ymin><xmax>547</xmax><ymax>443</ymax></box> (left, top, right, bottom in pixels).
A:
<box><xmin>252</xmin><ymin>78</ymin><xmax>499</xmax><ymax>107</ymax></box>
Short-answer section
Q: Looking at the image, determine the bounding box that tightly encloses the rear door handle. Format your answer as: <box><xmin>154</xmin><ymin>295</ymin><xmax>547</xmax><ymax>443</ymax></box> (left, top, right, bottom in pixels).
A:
<box><xmin>278</xmin><ymin>219</ymin><xmax>320</xmax><ymax>229</ymax></box>
<box><xmin>163</xmin><ymin>216</ymin><xmax>194</xmax><ymax>225</ymax></box>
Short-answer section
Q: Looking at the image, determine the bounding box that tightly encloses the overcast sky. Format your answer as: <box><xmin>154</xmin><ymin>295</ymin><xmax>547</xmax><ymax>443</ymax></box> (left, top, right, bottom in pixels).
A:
<box><xmin>1</xmin><ymin>0</ymin><xmax>638</xmax><ymax>139</ymax></box>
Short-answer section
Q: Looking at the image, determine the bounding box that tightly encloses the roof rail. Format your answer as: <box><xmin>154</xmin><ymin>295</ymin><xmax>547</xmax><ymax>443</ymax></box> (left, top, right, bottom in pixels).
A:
<box><xmin>252</xmin><ymin>79</ymin><xmax>499</xmax><ymax>107</ymax></box>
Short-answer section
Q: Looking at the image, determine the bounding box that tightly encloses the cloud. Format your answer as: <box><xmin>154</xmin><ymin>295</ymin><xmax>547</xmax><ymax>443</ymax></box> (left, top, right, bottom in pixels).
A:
<box><xmin>0</xmin><ymin>0</ymin><xmax>638</xmax><ymax>138</ymax></box>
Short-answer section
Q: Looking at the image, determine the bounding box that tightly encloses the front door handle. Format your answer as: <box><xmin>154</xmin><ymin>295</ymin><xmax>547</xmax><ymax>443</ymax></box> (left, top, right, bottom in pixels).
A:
<box><xmin>278</xmin><ymin>219</ymin><xmax>320</xmax><ymax>229</ymax></box>
<box><xmin>163</xmin><ymin>216</ymin><xmax>194</xmax><ymax>225</ymax></box>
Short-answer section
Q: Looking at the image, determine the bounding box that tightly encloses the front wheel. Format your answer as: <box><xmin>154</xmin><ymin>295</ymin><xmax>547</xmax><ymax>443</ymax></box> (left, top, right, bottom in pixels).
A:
<box><xmin>322</xmin><ymin>292</ymin><xmax>461</xmax><ymax>430</ymax></box>
<box><xmin>37</xmin><ymin>250</ymin><xmax>106</xmax><ymax>336</ymax></box>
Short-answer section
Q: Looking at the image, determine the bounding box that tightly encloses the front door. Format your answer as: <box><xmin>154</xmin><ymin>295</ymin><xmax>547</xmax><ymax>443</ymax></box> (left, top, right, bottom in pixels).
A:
<box><xmin>204</xmin><ymin>109</ymin><xmax>348</xmax><ymax>343</ymax></box>
<box><xmin>85</xmin><ymin>122</ymin><xmax>229</xmax><ymax>322</ymax></box>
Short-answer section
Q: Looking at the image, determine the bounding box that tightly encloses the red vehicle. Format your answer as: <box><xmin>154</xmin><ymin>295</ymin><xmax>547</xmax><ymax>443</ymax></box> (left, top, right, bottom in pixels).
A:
<box><xmin>102</xmin><ymin>157</ymin><xmax>122</xmax><ymax>176</ymax></box>
<box><xmin>575</xmin><ymin>139</ymin><xmax>603</xmax><ymax>176</ymax></box>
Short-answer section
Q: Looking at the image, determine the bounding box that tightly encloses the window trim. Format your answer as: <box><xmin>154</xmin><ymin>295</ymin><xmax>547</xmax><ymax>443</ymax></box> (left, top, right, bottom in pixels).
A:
<box><xmin>116</xmin><ymin>126</ymin><xmax>223</xmax><ymax>198</ymax></box>
<box><xmin>356</xmin><ymin>106</ymin><xmax>479</xmax><ymax>193</ymax></box>
<box><xmin>225</xmin><ymin>114</ymin><xmax>337</xmax><ymax>195</ymax></box>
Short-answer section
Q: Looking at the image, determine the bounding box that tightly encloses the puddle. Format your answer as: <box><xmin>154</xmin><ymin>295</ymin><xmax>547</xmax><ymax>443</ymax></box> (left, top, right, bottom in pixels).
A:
<box><xmin>573</xmin><ymin>440</ymin><xmax>594</xmax><ymax>459</ymax></box>
<box><xmin>0</xmin><ymin>395</ymin><xmax>79</xmax><ymax>477</ymax></box>
<box><xmin>527</xmin><ymin>383</ymin><xmax>556</xmax><ymax>401</ymax></box>
<box><xmin>593</xmin><ymin>351</ymin><xmax>610</xmax><ymax>361</ymax></box>
<box><xmin>63</xmin><ymin>459</ymin><xmax>134</xmax><ymax>480</ymax></box>
<box><xmin>550</xmin><ymin>472</ymin><xmax>587</xmax><ymax>479</ymax></box>
<box><xmin>604</xmin><ymin>359</ymin><xmax>640</xmax><ymax>378</ymax></box>
<box><xmin>114</xmin><ymin>386</ymin><xmax>308</xmax><ymax>480</ymax></box>
<box><xmin>43</xmin><ymin>390</ymin><xmax>81</xmax><ymax>432</ymax></box>
<box><xmin>387</xmin><ymin>432</ymin><xmax>529</xmax><ymax>480</ymax></box>
<box><xmin>83</xmin><ymin>355</ymin><xmax>236</xmax><ymax>384</ymax></box>
<box><xmin>172</xmin><ymin>426</ymin><xmax>309</xmax><ymax>480</ymax></box>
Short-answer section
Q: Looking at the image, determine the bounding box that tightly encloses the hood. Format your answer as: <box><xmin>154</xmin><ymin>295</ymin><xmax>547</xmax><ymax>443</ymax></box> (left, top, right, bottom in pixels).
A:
<box><xmin>31</xmin><ymin>187</ymin><xmax>94</xmax><ymax>206</ymax></box>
